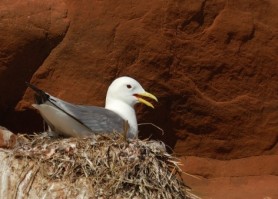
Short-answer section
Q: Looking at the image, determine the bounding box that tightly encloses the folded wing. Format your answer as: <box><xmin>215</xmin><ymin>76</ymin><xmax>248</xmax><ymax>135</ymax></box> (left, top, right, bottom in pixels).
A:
<box><xmin>47</xmin><ymin>96</ymin><xmax>125</xmax><ymax>133</ymax></box>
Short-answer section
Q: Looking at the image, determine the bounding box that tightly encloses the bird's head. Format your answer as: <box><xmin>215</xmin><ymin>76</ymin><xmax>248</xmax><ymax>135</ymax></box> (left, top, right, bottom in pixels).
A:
<box><xmin>105</xmin><ymin>76</ymin><xmax>158</xmax><ymax>108</ymax></box>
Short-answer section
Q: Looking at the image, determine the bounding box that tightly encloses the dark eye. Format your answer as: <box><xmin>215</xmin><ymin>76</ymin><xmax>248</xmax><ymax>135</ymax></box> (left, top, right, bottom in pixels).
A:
<box><xmin>126</xmin><ymin>84</ymin><xmax>132</xmax><ymax>89</ymax></box>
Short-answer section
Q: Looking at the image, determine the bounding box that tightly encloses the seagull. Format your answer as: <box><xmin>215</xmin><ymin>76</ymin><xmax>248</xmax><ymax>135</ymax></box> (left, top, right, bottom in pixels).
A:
<box><xmin>26</xmin><ymin>76</ymin><xmax>158</xmax><ymax>139</ymax></box>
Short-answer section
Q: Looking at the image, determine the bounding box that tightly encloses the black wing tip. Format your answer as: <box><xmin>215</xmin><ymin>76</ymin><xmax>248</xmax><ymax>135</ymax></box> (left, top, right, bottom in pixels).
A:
<box><xmin>26</xmin><ymin>82</ymin><xmax>49</xmax><ymax>104</ymax></box>
<box><xmin>26</xmin><ymin>82</ymin><xmax>41</xmax><ymax>93</ymax></box>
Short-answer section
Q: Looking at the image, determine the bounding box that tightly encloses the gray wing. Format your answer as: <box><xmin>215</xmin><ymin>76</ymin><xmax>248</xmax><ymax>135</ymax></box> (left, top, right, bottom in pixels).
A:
<box><xmin>47</xmin><ymin>96</ymin><xmax>125</xmax><ymax>133</ymax></box>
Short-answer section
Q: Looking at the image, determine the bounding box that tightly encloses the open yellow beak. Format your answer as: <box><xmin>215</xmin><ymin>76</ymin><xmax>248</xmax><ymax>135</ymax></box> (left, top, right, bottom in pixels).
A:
<box><xmin>135</xmin><ymin>92</ymin><xmax>158</xmax><ymax>108</ymax></box>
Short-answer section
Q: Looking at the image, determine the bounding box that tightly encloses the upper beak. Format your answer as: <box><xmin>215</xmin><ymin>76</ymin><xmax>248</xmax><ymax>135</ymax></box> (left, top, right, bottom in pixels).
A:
<box><xmin>134</xmin><ymin>91</ymin><xmax>158</xmax><ymax>108</ymax></box>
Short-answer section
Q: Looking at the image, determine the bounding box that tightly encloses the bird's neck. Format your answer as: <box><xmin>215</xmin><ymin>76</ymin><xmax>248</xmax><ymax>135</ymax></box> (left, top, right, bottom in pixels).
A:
<box><xmin>105</xmin><ymin>99</ymin><xmax>138</xmax><ymax>138</ymax></box>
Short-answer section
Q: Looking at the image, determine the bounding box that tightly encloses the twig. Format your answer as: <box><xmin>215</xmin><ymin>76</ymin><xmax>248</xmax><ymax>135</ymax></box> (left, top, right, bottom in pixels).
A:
<box><xmin>138</xmin><ymin>123</ymin><xmax>164</xmax><ymax>135</ymax></box>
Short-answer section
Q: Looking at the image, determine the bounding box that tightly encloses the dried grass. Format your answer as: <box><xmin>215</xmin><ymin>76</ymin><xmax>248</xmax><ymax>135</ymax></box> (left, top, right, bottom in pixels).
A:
<box><xmin>12</xmin><ymin>133</ymin><xmax>194</xmax><ymax>199</ymax></box>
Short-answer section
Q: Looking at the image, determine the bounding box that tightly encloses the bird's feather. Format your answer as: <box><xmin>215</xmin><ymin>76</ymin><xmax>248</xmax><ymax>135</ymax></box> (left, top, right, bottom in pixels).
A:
<box><xmin>48</xmin><ymin>96</ymin><xmax>125</xmax><ymax>133</ymax></box>
<box><xmin>27</xmin><ymin>83</ymin><xmax>125</xmax><ymax>134</ymax></box>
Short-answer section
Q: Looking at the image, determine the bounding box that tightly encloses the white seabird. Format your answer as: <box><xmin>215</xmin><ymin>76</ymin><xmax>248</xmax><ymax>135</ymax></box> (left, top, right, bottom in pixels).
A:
<box><xmin>26</xmin><ymin>76</ymin><xmax>158</xmax><ymax>139</ymax></box>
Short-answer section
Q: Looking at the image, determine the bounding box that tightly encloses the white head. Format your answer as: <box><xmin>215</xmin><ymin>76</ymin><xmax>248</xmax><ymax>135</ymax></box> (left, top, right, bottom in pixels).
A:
<box><xmin>105</xmin><ymin>76</ymin><xmax>158</xmax><ymax>138</ymax></box>
<box><xmin>105</xmin><ymin>76</ymin><xmax>157</xmax><ymax>108</ymax></box>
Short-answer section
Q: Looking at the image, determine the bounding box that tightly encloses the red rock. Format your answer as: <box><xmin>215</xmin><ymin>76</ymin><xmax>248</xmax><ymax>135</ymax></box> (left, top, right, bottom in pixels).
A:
<box><xmin>181</xmin><ymin>155</ymin><xmax>278</xmax><ymax>199</ymax></box>
<box><xmin>180</xmin><ymin>155</ymin><xmax>278</xmax><ymax>178</ymax></box>
<box><xmin>185</xmin><ymin>175</ymin><xmax>278</xmax><ymax>199</ymax></box>
<box><xmin>0</xmin><ymin>0</ymin><xmax>69</xmax><ymax>131</ymax></box>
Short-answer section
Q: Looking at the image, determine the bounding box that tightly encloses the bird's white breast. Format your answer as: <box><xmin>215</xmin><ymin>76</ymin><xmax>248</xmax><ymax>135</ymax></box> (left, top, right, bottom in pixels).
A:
<box><xmin>105</xmin><ymin>99</ymin><xmax>138</xmax><ymax>138</ymax></box>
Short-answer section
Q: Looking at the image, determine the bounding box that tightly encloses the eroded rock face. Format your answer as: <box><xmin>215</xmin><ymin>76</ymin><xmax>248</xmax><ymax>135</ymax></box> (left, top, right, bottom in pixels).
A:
<box><xmin>0</xmin><ymin>0</ymin><xmax>277</xmax><ymax>160</ymax></box>
<box><xmin>0</xmin><ymin>0</ymin><xmax>69</xmax><ymax>131</ymax></box>
<box><xmin>181</xmin><ymin>155</ymin><xmax>278</xmax><ymax>199</ymax></box>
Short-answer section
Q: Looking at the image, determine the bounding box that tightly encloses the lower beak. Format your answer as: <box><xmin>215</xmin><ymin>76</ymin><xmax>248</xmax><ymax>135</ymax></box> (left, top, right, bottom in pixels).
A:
<box><xmin>135</xmin><ymin>92</ymin><xmax>158</xmax><ymax>108</ymax></box>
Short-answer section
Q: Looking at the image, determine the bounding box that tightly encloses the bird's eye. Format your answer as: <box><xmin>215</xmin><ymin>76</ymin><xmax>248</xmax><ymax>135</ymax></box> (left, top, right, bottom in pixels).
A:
<box><xmin>126</xmin><ymin>84</ymin><xmax>132</xmax><ymax>89</ymax></box>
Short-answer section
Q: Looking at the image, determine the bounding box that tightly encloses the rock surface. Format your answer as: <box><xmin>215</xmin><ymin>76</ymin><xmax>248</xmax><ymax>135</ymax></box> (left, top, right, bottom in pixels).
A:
<box><xmin>0</xmin><ymin>0</ymin><xmax>277</xmax><ymax>198</ymax></box>
<box><xmin>181</xmin><ymin>155</ymin><xmax>278</xmax><ymax>199</ymax></box>
<box><xmin>0</xmin><ymin>0</ymin><xmax>69</xmax><ymax>132</ymax></box>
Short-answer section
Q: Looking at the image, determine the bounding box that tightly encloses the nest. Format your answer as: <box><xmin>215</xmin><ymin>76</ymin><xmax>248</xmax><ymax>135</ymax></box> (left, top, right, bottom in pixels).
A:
<box><xmin>11</xmin><ymin>133</ymin><xmax>193</xmax><ymax>199</ymax></box>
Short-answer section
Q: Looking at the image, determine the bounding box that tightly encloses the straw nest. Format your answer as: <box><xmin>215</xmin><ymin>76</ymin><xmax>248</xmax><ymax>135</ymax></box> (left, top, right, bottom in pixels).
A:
<box><xmin>11</xmin><ymin>133</ymin><xmax>193</xmax><ymax>199</ymax></box>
